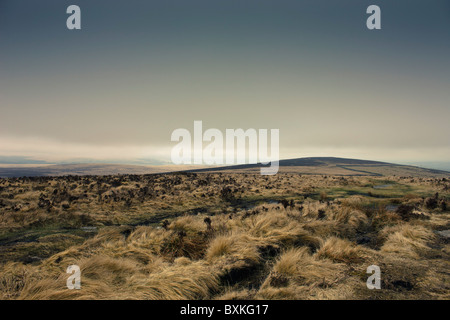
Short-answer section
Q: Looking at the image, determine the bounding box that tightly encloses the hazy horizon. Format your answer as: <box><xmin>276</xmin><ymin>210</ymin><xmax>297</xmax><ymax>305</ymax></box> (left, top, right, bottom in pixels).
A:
<box><xmin>1</xmin><ymin>155</ymin><xmax>449</xmax><ymax>173</ymax></box>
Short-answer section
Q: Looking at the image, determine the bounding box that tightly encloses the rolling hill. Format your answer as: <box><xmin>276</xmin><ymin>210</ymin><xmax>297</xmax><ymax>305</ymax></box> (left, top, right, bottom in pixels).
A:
<box><xmin>0</xmin><ymin>157</ymin><xmax>448</xmax><ymax>178</ymax></box>
<box><xmin>186</xmin><ymin>157</ymin><xmax>450</xmax><ymax>178</ymax></box>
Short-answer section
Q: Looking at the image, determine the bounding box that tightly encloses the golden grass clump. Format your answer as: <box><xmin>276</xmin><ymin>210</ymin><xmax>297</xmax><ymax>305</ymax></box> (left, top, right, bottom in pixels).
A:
<box><xmin>327</xmin><ymin>207</ymin><xmax>368</xmax><ymax>229</ymax></box>
<box><xmin>77</xmin><ymin>256</ymin><xmax>140</xmax><ymax>286</ymax></box>
<box><xmin>127</xmin><ymin>261</ymin><xmax>220</xmax><ymax>300</ymax></box>
<box><xmin>371</xmin><ymin>209</ymin><xmax>403</xmax><ymax>230</ymax></box>
<box><xmin>262</xmin><ymin>247</ymin><xmax>346</xmax><ymax>288</ymax></box>
<box><xmin>0</xmin><ymin>262</ymin><xmax>36</xmax><ymax>299</ymax></box>
<box><xmin>241</xmin><ymin>210</ymin><xmax>321</xmax><ymax>249</ymax></box>
<box><xmin>257</xmin><ymin>247</ymin><xmax>353</xmax><ymax>299</ymax></box>
<box><xmin>169</xmin><ymin>215</ymin><xmax>209</xmax><ymax>234</ymax></box>
<box><xmin>340</xmin><ymin>195</ymin><xmax>367</xmax><ymax>210</ymax></box>
<box><xmin>302</xmin><ymin>219</ymin><xmax>342</xmax><ymax>239</ymax></box>
<box><xmin>18</xmin><ymin>255</ymin><xmax>219</xmax><ymax>300</ymax></box>
<box><xmin>380</xmin><ymin>224</ymin><xmax>435</xmax><ymax>258</ymax></box>
<box><xmin>316</xmin><ymin>237</ymin><xmax>369</xmax><ymax>264</ymax></box>
<box><xmin>205</xmin><ymin>233</ymin><xmax>261</xmax><ymax>271</ymax></box>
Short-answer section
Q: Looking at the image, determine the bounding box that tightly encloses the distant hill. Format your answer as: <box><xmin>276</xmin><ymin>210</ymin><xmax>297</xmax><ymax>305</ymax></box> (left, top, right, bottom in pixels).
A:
<box><xmin>0</xmin><ymin>157</ymin><xmax>448</xmax><ymax>178</ymax></box>
<box><xmin>0</xmin><ymin>164</ymin><xmax>201</xmax><ymax>178</ymax></box>
<box><xmin>186</xmin><ymin>157</ymin><xmax>450</xmax><ymax>178</ymax></box>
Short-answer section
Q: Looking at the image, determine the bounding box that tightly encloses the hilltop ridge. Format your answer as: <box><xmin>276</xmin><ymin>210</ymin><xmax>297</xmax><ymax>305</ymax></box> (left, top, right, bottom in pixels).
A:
<box><xmin>0</xmin><ymin>157</ymin><xmax>448</xmax><ymax>178</ymax></box>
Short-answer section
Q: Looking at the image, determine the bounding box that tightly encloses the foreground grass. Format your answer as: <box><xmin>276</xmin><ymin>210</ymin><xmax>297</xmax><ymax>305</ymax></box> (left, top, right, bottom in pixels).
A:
<box><xmin>0</xmin><ymin>173</ymin><xmax>449</xmax><ymax>299</ymax></box>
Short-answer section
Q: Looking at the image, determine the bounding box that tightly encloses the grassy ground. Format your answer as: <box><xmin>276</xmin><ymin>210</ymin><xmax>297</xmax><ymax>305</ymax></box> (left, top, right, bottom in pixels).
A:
<box><xmin>0</xmin><ymin>173</ymin><xmax>449</xmax><ymax>299</ymax></box>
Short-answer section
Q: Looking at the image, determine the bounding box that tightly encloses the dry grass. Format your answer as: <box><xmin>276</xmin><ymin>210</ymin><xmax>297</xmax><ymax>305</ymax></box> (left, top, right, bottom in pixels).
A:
<box><xmin>0</xmin><ymin>173</ymin><xmax>449</xmax><ymax>300</ymax></box>
<box><xmin>206</xmin><ymin>233</ymin><xmax>261</xmax><ymax>268</ymax></box>
<box><xmin>380</xmin><ymin>224</ymin><xmax>436</xmax><ymax>258</ymax></box>
<box><xmin>257</xmin><ymin>247</ymin><xmax>355</xmax><ymax>299</ymax></box>
<box><xmin>316</xmin><ymin>237</ymin><xmax>369</xmax><ymax>264</ymax></box>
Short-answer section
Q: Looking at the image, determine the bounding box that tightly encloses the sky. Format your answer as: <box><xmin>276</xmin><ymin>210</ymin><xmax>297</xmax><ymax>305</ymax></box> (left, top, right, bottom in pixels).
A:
<box><xmin>1</xmin><ymin>0</ymin><xmax>449</xmax><ymax>167</ymax></box>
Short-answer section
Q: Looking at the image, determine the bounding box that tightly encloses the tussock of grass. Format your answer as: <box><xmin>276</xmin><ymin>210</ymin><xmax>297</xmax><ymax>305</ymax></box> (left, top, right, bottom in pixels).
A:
<box><xmin>316</xmin><ymin>237</ymin><xmax>368</xmax><ymax>264</ymax></box>
<box><xmin>0</xmin><ymin>262</ymin><xmax>35</xmax><ymax>299</ymax></box>
<box><xmin>127</xmin><ymin>261</ymin><xmax>220</xmax><ymax>300</ymax></box>
<box><xmin>241</xmin><ymin>211</ymin><xmax>321</xmax><ymax>249</ymax></box>
<box><xmin>380</xmin><ymin>224</ymin><xmax>435</xmax><ymax>258</ymax></box>
<box><xmin>257</xmin><ymin>247</ymin><xmax>356</xmax><ymax>299</ymax></box>
<box><xmin>18</xmin><ymin>256</ymin><xmax>219</xmax><ymax>300</ymax></box>
<box><xmin>206</xmin><ymin>233</ymin><xmax>261</xmax><ymax>271</ymax></box>
<box><xmin>266</xmin><ymin>247</ymin><xmax>345</xmax><ymax>286</ymax></box>
<box><xmin>327</xmin><ymin>207</ymin><xmax>368</xmax><ymax>229</ymax></box>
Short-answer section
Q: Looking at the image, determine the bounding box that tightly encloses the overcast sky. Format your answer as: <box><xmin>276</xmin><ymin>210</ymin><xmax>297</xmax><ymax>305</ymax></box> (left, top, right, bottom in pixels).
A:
<box><xmin>1</xmin><ymin>0</ymin><xmax>449</xmax><ymax>165</ymax></box>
